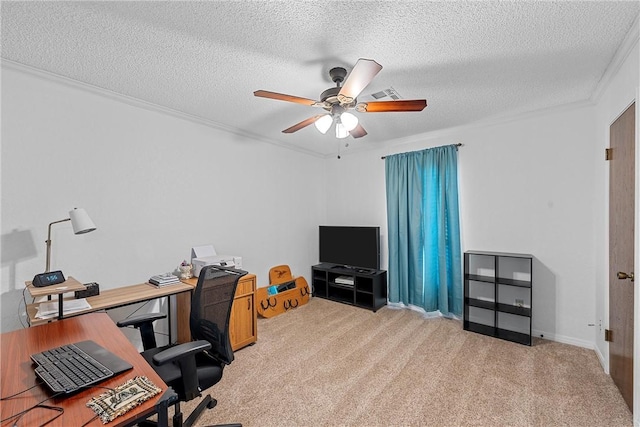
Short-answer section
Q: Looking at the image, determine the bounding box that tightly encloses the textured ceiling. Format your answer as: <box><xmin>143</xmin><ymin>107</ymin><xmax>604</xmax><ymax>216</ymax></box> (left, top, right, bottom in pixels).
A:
<box><xmin>2</xmin><ymin>1</ymin><xmax>639</xmax><ymax>157</ymax></box>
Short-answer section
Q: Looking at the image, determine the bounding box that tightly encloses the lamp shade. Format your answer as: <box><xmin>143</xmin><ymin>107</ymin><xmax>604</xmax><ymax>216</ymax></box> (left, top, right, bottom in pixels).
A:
<box><xmin>69</xmin><ymin>208</ymin><xmax>96</xmax><ymax>235</ymax></box>
<box><xmin>340</xmin><ymin>112</ymin><xmax>358</xmax><ymax>131</ymax></box>
<box><xmin>335</xmin><ymin>122</ymin><xmax>349</xmax><ymax>139</ymax></box>
<box><xmin>314</xmin><ymin>114</ymin><xmax>333</xmax><ymax>134</ymax></box>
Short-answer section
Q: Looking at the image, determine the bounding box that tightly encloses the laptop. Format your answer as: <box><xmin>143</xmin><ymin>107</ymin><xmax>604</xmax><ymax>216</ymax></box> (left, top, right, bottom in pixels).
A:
<box><xmin>31</xmin><ymin>340</ymin><xmax>133</xmax><ymax>394</ymax></box>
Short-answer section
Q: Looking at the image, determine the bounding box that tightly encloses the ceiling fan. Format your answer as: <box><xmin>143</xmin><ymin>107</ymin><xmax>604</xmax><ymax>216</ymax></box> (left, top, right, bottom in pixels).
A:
<box><xmin>254</xmin><ymin>58</ymin><xmax>427</xmax><ymax>139</ymax></box>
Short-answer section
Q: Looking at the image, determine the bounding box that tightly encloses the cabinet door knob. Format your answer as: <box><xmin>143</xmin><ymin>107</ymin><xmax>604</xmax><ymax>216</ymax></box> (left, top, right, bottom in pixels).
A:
<box><xmin>617</xmin><ymin>271</ymin><xmax>634</xmax><ymax>282</ymax></box>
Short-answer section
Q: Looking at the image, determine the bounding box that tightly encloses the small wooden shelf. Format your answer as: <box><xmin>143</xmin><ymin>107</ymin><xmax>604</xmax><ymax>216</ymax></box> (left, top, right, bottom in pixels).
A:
<box><xmin>26</xmin><ymin>276</ymin><xmax>85</xmax><ymax>297</ymax></box>
<box><xmin>25</xmin><ymin>277</ymin><xmax>86</xmax><ymax>321</ymax></box>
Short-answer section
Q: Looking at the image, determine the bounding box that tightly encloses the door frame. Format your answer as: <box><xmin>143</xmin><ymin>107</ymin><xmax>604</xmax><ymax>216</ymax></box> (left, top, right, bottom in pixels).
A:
<box><xmin>634</xmin><ymin>90</ymin><xmax>640</xmax><ymax>423</ymax></box>
<box><xmin>605</xmin><ymin>95</ymin><xmax>640</xmax><ymax>423</ymax></box>
<box><xmin>608</xmin><ymin>100</ymin><xmax>637</xmax><ymax>411</ymax></box>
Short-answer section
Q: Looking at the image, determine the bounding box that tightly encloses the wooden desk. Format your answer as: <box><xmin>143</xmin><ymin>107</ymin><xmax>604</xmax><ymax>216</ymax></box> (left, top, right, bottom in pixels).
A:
<box><xmin>26</xmin><ymin>281</ymin><xmax>194</xmax><ymax>344</ymax></box>
<box><xmin>25</xmin><ymin>273</ymin><xmax>256</xmax><ymax>350</ymax></box>
<box><xmin>1</xmin><ymin>313</ymin><xmax>175</xmax><ymax>427</ymax></box>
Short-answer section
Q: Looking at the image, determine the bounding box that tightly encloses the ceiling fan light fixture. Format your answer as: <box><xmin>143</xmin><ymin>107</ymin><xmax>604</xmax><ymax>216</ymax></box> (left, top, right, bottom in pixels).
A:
<box><xmin>335</xmin><ymin>121</ymin><xmax>349</xmax><ymax>139</ymax></box>
<box><xmin>314</xmin><ymin>114</ymin><xmax>333</xmax><ymax>134</ymax></box>
<box><xmin>340</xmin><ymin>112</ymin><xmax>358</xmax><ymax>131</ymax></box>
<box><xmin>254</xmin><ymin>58</ymin><xmax>426</xmax><ymax>141</ymax></box>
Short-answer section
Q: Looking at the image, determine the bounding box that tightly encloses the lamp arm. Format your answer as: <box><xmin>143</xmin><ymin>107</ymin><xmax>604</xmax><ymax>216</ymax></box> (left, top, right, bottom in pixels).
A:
<box><xmin>45</xmin><ymin>218</ymin><xmax>71</xmax><ymax>273</ymax></box>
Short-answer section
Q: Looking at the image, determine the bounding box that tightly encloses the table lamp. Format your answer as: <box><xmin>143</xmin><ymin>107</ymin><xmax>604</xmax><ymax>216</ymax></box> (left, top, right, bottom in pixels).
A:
<box><xmin>45</xmin><ymin>208</ymin><xmax>97</xmax><ymax>272</ymax></box>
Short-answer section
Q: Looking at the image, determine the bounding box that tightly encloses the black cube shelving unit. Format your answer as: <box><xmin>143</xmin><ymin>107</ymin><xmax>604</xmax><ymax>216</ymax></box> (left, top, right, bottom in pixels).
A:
<box><xmin>464</xmin><ymin>251</ymin><xmax>533</xmax><ymax>346</ymax></box>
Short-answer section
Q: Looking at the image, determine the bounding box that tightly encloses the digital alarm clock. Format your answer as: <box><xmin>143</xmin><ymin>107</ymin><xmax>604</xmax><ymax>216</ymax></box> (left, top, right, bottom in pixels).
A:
<box><xmin>32</xmin><ymin>270</ymin><xmax>66</xmax><ymax>287</ymax></box>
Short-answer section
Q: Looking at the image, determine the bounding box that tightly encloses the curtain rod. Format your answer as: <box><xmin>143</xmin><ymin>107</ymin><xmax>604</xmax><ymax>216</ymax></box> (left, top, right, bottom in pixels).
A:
<box><xmin>381</xmin><ymin>143</ymin><xmax>463</xmax><ymax>160</ymax></box>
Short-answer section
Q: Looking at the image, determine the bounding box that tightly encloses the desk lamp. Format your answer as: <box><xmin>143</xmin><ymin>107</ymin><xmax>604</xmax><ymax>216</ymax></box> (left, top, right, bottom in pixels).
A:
<box><xmin>45</xmin><ymin>208</ymin><xmax>96</xmax><ymax>272</ymax></box>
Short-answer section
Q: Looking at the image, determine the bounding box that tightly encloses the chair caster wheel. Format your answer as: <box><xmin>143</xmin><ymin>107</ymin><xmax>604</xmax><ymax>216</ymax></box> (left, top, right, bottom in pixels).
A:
<box><xmin>207</xmin><ymin>398</ymin><xmax>218</xmax><ymax>409</ymax></box>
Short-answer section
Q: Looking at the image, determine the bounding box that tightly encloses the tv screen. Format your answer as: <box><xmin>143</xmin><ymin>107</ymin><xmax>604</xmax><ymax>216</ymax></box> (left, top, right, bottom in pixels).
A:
<box><xmin>319</xmin><ymin>226</ymin><xmax>380</xmax><ymax>270</ymax></box>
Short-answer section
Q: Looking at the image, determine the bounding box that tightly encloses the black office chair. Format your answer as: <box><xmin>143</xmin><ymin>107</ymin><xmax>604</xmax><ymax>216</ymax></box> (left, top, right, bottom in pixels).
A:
<box><xmin>118</xmin><ymin>265</ymin><xmax>247</xmax><ymax>427</ymax></box>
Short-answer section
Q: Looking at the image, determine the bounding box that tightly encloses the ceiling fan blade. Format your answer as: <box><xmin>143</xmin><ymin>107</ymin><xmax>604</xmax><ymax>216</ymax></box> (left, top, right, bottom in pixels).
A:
<box><xmin>349</xmin><ymin>123</ymin><xmax>368</xmax><ymax>138</ymax></box>
<box><xmin>282</xmin><ymin>115</ymin><xmax>325</xmax><ymax>133</ymax></box>
<box><xmin>338</xmin><ymin>58</ymin><xmax>383</xmax><ymax>104</ymax></box>
<box><xmin>356</xmin><ymin>99</ymin><xmax>427</xmax><ymax>113</ymax></box>
<box><xmin>254</xmin><ymin>90</ymin><xmax>318</xmax><ymax>106</ymax></box>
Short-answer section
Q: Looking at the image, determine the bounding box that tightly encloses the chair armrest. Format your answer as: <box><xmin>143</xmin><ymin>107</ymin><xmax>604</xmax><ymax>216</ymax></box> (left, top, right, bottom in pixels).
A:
<box><xmin>116</xmin><ymin>312</ymin><xmax>167</xmax><ymax>328</ymax></box>
<box><xmin>152</xmin><ymin>340</ymin><xmax>212</xmax><ymax>366</ymax></box>
<box><xmin>117</xmin><ymin>313</ymin><xmax>167</xmax><ymax>350</ymax></box>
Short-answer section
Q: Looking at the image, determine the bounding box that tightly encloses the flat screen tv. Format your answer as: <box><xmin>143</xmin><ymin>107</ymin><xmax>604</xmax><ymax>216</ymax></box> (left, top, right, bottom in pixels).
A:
<box><xmin>319</xmin><ymin>226</ymin><xmax>380</xmax><ymax>270</ymax></box>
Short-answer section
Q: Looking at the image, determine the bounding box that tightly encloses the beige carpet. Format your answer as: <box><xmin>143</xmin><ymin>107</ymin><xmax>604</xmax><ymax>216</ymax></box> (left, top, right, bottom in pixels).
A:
<box><xmin>181</xmin><ymin>297</ymin><xmax>632</xmax><ymax>426</ymax></box>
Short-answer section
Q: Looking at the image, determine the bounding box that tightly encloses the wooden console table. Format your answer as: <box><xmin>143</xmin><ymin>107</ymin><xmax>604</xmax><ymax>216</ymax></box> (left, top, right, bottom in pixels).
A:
<box><xmin>26</xmin><ymin>279</ymin><xmax>194</xmax><ymax>344</ymax></box>
<box><xmin>25</xmin><ymin>273</ymin><xmax>257</xmax><ymax>351</ymax></box>
<box><xmin>179</xmin><ymin>273</ymin><xmax>257</xmax><ymax>350</ymax></box>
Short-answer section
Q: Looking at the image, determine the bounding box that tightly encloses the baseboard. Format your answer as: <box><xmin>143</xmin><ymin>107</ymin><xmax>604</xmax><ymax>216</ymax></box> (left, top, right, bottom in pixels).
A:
<box><xmin>593</xmin><ymin>344</ymin><xmax>608</xmax><ymax>373</ymax></box>
<box><xmin>532</xmin><ymin>329</ymin><xmax>594</xmax><ymax>350</ymax></box>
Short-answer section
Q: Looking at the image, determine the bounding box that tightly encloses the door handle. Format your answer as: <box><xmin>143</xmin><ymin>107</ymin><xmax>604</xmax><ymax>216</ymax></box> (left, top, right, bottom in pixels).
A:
<box><xmin>617</xmin><ymin>271</ymin><xmax>634</xmax><ymax>282</ymax></box>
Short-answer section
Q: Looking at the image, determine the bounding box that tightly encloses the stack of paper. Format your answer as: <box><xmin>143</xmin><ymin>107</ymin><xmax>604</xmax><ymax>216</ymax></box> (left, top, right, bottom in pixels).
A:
<box><xmin>149</xmin><ymin>273</ymin><xmax>180</xmax><ymax>287</ymax></box>
<box><xmin>36</xmin><ymin>298</ymin><xmax>92</xmax><ymax>319</ymax></box>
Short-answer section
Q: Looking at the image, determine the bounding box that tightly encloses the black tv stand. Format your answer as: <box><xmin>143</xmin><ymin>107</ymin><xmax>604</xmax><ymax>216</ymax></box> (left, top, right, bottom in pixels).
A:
<box><xmin>331</xmin><ymin>265</ymin><xmax>375</xmax><ymax>275</ymax></box>
<box><xmin>312</xmin><ymin>263</ymin><xmax>387</xmax><ymax>312</ymax></box>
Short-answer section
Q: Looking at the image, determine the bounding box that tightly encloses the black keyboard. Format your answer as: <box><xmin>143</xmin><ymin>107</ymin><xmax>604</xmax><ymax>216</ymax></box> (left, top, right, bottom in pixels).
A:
<box><xmin>31</xmin><ymin>343</ymin><xmax>114</xmax><ymax>393</ymax></box>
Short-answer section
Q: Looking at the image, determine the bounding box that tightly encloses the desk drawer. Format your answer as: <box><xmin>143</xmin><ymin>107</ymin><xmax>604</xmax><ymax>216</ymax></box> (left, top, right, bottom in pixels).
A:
<box><xmin>236</xmin><ymin>276</ymin><xmax>255</xmax><ymax>296</ymax></box>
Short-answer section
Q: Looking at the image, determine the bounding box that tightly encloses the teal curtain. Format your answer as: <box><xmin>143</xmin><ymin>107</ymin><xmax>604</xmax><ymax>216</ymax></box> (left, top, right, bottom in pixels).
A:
<box><xmin>385</xmin><ymin>145</ymin><xmax>462</xmax><ymax>316</ymax></box>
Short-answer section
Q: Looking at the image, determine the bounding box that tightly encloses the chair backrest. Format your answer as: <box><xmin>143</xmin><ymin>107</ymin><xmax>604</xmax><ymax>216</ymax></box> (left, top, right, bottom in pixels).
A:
<box><xmin>190</xmin><ymin>265</ymin><xmax>247</xmax><ymax>365</ymax></box>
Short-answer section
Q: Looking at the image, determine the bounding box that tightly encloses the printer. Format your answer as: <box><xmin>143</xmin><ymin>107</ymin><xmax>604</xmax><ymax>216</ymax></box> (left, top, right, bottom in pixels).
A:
<box><xmin>190</xmin><ymin>245</ymin><xmax>243</xmax><ymax>278</ymax></box>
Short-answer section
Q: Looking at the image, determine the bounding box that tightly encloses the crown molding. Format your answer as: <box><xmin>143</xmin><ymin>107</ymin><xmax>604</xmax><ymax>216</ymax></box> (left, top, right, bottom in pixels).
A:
<box><xmin>591</xmin><ymin>13</ymin><xmax>639</xmax><ymax>103</ymax></box>
<box><xmin>325</xmin><ymin>98</ymin><xmax>596</xmax><ymax>160</ymax></box>
<box><xmin>2</xmin><ymin>54</ymin><xmax>625</xmax><ymax>162</ymax></box>
<box><xmin>1</xmin><ymin>59</ymin><xmax>326</xmax><ymax>159</ymax></box>
<box><xmin>375</xmin><ymin>98</ymin><xmax>595</xmax><ymax>158</ymax></box>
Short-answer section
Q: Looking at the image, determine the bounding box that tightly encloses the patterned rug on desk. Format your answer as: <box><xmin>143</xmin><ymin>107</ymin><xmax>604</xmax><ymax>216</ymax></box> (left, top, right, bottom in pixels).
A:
<box><xmin>86</xmin><ymin>376</ymin><xmax>162</xmax><ymax>424</ymax></box>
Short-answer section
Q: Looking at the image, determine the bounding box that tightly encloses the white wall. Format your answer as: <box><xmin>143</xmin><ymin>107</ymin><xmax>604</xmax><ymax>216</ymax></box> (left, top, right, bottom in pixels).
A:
<box><xmin>326</xmin><ymin>104</ymin><xmax>599</xmax><ymax>348</ymax></box>
<box><xmin>324</xmin><ymin>149</ymin><xmax>389</xmax><ymax>270</ymax></box>
<box><xmin>0</xmin><ymin>65</ymin><xmax>325</xmax><ymax>333</ymax></box>
<box><xmin>460</xmin><ymin>107</ymin><xmax>598</xmax><ymax>347</ymax></box>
